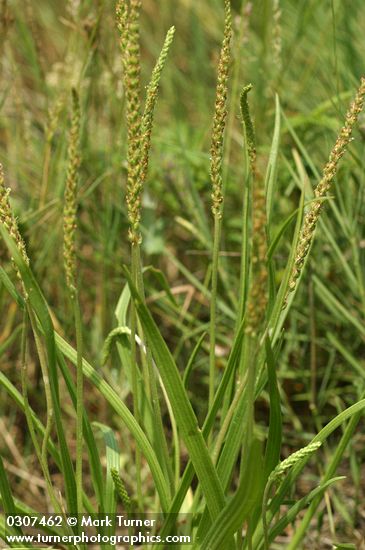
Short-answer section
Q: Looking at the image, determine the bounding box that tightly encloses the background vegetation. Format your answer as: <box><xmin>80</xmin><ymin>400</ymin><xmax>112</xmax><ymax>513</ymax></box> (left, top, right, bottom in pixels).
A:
<box><xmin>1</xmin><ymin>0</ymin><xmax>365</xmax><ymax>548</ymax></box>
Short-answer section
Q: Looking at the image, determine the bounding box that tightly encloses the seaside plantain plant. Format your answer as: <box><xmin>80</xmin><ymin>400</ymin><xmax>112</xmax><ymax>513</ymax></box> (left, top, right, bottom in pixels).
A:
<box><xmin>1</xmin><ymin>1</ymin><xmax>365</xmax><ymax>549</ymax></box>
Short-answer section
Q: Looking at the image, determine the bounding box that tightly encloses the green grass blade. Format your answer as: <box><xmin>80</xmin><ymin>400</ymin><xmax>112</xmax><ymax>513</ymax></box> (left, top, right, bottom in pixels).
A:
<box><xmin>202</xmin><ymin>439</ymin><xmax>264</xmax><ymax>550</ymax></box>
<box><xmin>125</xmin><ymin>269</ymin><xmax>226</xmax><ymax>519</ymax></box>
<box><xmin>313</xmin><ymin>276</ymin><xmax>365</xmax><ymax>338</ymax></box>
<box><xmin>54</xmin><ymin>332</ymin><xmax>171</xmax><ymax>512</ymax></box>
<box><xmin>183</xmin><ymin>331</ymin><xmax>206</xmax><ymax>389</ymax></box>
<box><xmin>263</xmin><ymin>337</ymin><xmax>282</xmax><ymax>478</ymax></box>
<box><xmin>0</xmin><ymin>517</ymin><xmax>30</xmax><ymax>548</ymax></box>
<box><xmin>266</xmin><ymin>477</ymin><xmax>344</xmax><ymax>547</ymax></box>
<box><xmin>0</xmin><ymin>371</ymin><xmax>59</xmax><ymax>464</ymax></box>
<box><xmin>327</xmin><ymin>333</ymin><xmax>365</xmax><ymax>378</ymax></box>
<box><xmin>0</xmin><ymin>267</ymin><xmax>25</xmax><ymax>308</ymax></box>
<box><xmin>56</xmin><ymin>351</ymin><xmax>105</xmax><ymax>513</ymax></box>
<box><xmin>94</xmin><ymin>423</ymin><xmax>120</xmax><ymax>540</ymax></box>
<box><xmin>268</xmin><ymin>187</ymin><xmax>305</xmax><ymax>339</ymax></box>
<box><xmin>265</xmin><ymin>94</ymin><xmax>281</xmax><ymax>226</ymax></box>
<box><xmin>0</xmin><ymin>454</ymin><xmax>20</xmax><ymax>530</ymax></box>
<box><xmin>0</xmin><ymin>371</ymin><xmax>96</xmax><ymax>518</ymax></box>
<box><xmin>156</xmin><ymin>321</ymin><xmax>245</xmax><ymax>544</ymax></box>
<box><xmin>0</xmin><ymin>226</ymin><xmax>77</xmax><ymax>514</ymax></box>
<box><xmin>268</xmin><ymin>398</ymin><xmax>365</xmax><ymax>524</ymax></box>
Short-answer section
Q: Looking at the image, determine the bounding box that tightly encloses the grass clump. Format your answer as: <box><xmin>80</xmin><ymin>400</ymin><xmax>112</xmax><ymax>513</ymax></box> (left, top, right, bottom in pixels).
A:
<box><xmin>1</xmin><ymin>1</ymin><xmax>365</xmax><ymax>549</ymax></box>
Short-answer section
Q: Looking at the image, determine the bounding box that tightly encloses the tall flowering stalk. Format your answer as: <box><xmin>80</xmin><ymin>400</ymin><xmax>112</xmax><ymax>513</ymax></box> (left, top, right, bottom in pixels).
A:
<box><xmin>286</xmin><ymin>77</ymin><xmax>365</xmax><ymax>301</ymax></box>
<box><xmin>209</xmin><ymin>0</ymin><xmax>232</xmax><ymax>409</ymax></box>
<box><xmin>116</xmin><ymin>0</ymin><xmax>144</xmax><ymax>506</ymax></box>
<box><xmin>239</xmin><ymin>84</ymin><xmax>268</xmax><ymax>463</ymax></box>
<box><xmin>63</xmin><ymin>87</ymin><xmax>84</xmax><ymax>514</ymax></box>
<box><xmin>116</xmin><ymin>0</ymin><xmax>143</xmax><ymax>245</ymax></box>
<box><xmin>116</xmin><ymin>0</ymin><xmax>175</xmax><ymax>503</ymax></box>
<box><xmin>240</xmin><ymin>84</ymin><xmax>268</xmax><ymax>337</ymax></box>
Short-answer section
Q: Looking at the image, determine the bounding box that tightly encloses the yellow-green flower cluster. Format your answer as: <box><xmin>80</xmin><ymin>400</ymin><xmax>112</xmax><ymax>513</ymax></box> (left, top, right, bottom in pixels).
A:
<box><xmin>116</xmin><ymin>1</ymin><xmax>174</xmax><ymax>245</ymax></box>
<box><xmin>140</xmin><ymin>26</ymin><xmax>175</xmax><ymax>189</ymax></box>
<box><xmin>287</xmin><ymin>77</ymin><xmax>365</xmax><ymax>297</ymax></box>
<box><xmin>210</xmin><ymin>0</ymin><xmax>232</xmax><ymax>218</ymax></box>
<box><xmin>116</xmin><ymin>0</ymin><xmax>143</xmax><ymax>244</ymax></box>
<box><xmin>63</xmin><ymin>88</ymin><xmax>81</xmax><ymax>294</ymax></box>
<box><xmin>269</xmin><ymin>441</ymin><xmax>322</xmax><ymax>483</ymax></box>
<box><xmin>116</xmin><ymin>0</ymin><xmax>129</xmax><ymax>68</ymax></box>
<box><xmin>0</xmin><ymin>163</ymin><xmax>29</xmax><ymax>269</ymax></box>
<box><xmin>111</xmin><ymin>467</ymin><xmax>131</xmax><ymax>509</ymax></box>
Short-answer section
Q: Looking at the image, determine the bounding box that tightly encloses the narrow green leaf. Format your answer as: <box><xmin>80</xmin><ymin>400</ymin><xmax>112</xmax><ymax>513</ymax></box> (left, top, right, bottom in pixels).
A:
<box><xmin>144</xmin><ymin>265</ymin><xmax>178</xmax><ymax>306</ymax></box>
<box><xmin>202</xmin><ymin>439</ymin><xmax>264</xmax><ymax>550</ymax></box>
<box><xmin>327</xmin><ymin>333</ymin><xmax>365</xmax><ymax>378</ymax></box>
<box><xmin>267</xmin><ymin>477</ymin><xmax>344</xmax><ymax>545</ymax></box>
<box><xmin>125</xmin><ymin>268</ymin><xmax>226</xmax><ymax>519</ymax></box>
<box><xmin>0</xmin><ymin>226</ymin><xmax>77</xmax><ymax>514</ymax></box>
<box><xmin>265</xmin><ymin>94</ymin><xmax>281</xmax><ymax>225</ymax></box>
<box><xmin>0</xmin><ymin>266</ymin><xmax>25</xmax><ymax>308</ymax></box>
<box><xmin>56</xmin><ymin>351</ymin><xmax>105</xmax><ymax>513</ymax></box>
<box><xmin>269</xmin><ymin>398</ymin><xmax>365</xmax><ymax>524</ymax></box>
<box><xmin>94</xmin><ymin>423</ymin><xmax>120</xmax><ymax>534</ymax></box>
<box><xmin>183</xmin><ymin>331</ymin><xmax>206</xmax><ymax>389</ymax></box>
<box><xmin>55</xmin><ymin>332</ymin><xmax>171</xmax><ymax>512</ymax></box>
<box><xmin>263</xmin><ymin>337</ymin><xmax>282</xmax><ymax>478</ymax></box>
<box><xmin>314</xmin><ymin>276</ymin><xmax>365</xmax><ymax>338</ymax></box>
<box><xmin>0</xmin><ymin>454</ymin><xmax>21</xmax><ymax>533</ymax></box>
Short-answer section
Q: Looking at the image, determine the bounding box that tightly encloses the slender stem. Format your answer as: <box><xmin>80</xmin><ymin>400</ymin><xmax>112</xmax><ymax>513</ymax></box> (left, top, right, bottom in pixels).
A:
<box><xmin>309</xmin><ymin>277</ymin><xmax>317</xmax><ymax>412</ymax></box>
<box><xmin>130</xmin><ymin>242</ymin><xmax>143</xmax><ymax>510</ymax></box>
<box><xmin>351</xmin><ymin>235</ymin><xmax>365</xmax><ymax>314</ymax></box>
<box><xmin>133</xmin><ymin>241</ymin><xmax>174</xmax><ymax>492</ymax></box>
<box><xmin>73</xmin><ymin>290</ymin><xmax>83</xmax><ymax>514</ymax></box>
<box><xmin>39</xmin><ymin>142</ymin><xmax>52</xmax><ymax>208</ymax></box>
<box><xmin>212</xmin><ymin>372</ymin><xmax>247</xmax><ymax>465</ymax></box>
<box><xmin>237</xmin><ymin>178</ymin><xmax>250</xmax><ymax>328</ymax></box>
<box><xmin>209</xmin><ymin>213</ymin><xmax>222</xmax><ymax>409</ymax></box>
<box><xmin>262</xmin><ymin>479</ymin><xmax>274</xmax><ymax>550</ymax></box>
<box><xmin>27</xmin><ymin>307</ymin><xmax>54</xmax><ymax>470</ymax></box>
<box><xmin>242</xmin><ymin>336</ymin><xmax>256</xmax><ymax>458</ymax></box>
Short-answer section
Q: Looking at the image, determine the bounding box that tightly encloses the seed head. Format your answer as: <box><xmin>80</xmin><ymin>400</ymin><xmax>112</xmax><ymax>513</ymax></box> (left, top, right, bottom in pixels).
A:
<box><xmin>116</xmin><ymin>0</ymin><xmax>143</xmax><ymax>245</ymax></box>
<box><xmin>116</xmin><ymin>0</ymin><xmax>129</xmax><ymax>68</ymax></box>
<box><xmin>269</xmin><ymin>441</ymin><xmax>322</xmax><ymax>483</ymax></box>
<box><xmin>286</xmin><ymin>77</ymin><xmax>365</xmax><ymax>300</ymax></box>
<box><xmin>0</xmin><ymin>163</ymin><xmax>29</xmax><ymax>291</ymax></box>
<box><xmin>211</xmin><ymin>0</ymin><xmax>232</xmax><ymax>218</ymax></box>
<box><xmin>63</xmin><ymin>88</ymin><xmax>81</xmax><ymax>294</ymax></box>
<box><xmin>140</xmin><ymin>26</ymin><xmax>175</xmax><ymax>190</ymax></box>
<box><xmin>111</xmin><ymin>467</ymin><xmax>131</xmax><ymax>509</ymax></box>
